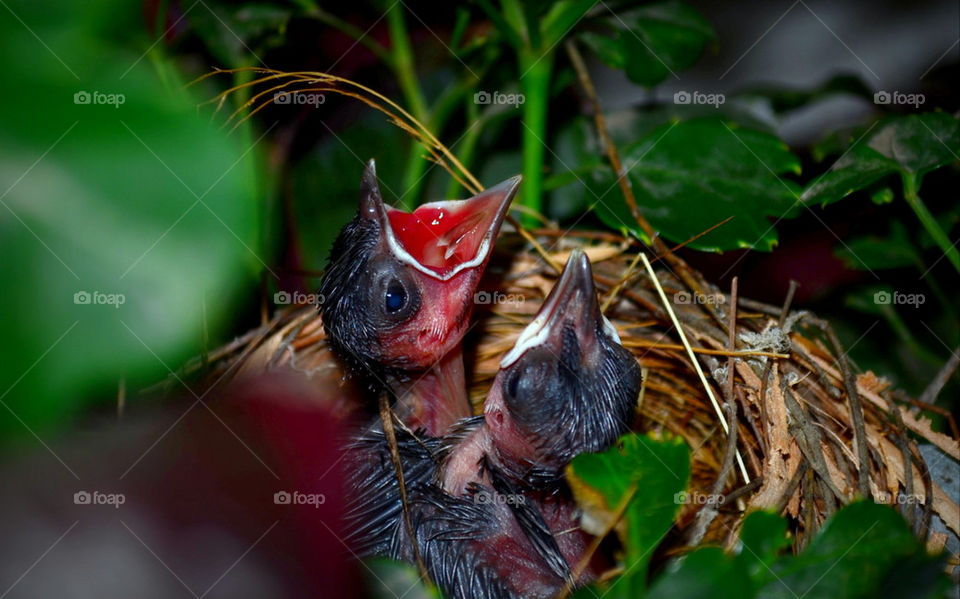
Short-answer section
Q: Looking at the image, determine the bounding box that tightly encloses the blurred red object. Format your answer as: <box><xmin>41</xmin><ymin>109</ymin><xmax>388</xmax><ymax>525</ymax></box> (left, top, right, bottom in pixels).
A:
<box><xmin>0</xmin><ymin>371</ymin><xmax>366</xmax><ymax>599</ymax></box>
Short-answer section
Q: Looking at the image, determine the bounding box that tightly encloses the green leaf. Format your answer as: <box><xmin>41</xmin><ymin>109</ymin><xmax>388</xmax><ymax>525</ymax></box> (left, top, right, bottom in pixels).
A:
<box><xmin>638</xmin><ymin>503</ymin><xmax>947</xmax><ymax>599</ymax></box>
<box><xmin>870</xmin><ymin>186</ymin><xmax>894</xmax><ymax>205</ymax></box>
<box><xmin>735</xmin><ymin>511</ymin><xmax>791</xmax><ymax>588</ymax></box>
<box><xmin>757</xmin><ymin>501</ymin><xmax>947</xmax><ymax>599</ymax></box>
<box><xmin>568</xmin><ymin>433</ymin><xmax>690</xmax><ymax>596</ymax></box>
<box><xmin>549</xmin><ymin>118</ymin><xmax>602</xmax><ymax>220</ymax></box>
<box><xmin>580</xmin><ymin>1</ymin><xmax>715</xmax><ymax>87</ymax></box>
<box><xmin>579</xmin><ymin>31</ymin><xmax>625</xmax><ymax>68</ymax></box>
<box><xmin>835</xmin><ymin>222</ymin><xmax>920</xmax><ymax>271</ymax></box>
<box><xmin>802</xmin><ymin>113</ymin><xmax>960</xmax><ymax>207</ymax></box>
<box><xmin>188</xmin><ymin>2</ymin><xmax>291</xmax><ymax>67</ymax></box>
<box><xmin>587</xmin><ymin>118</ymin><xmax>802</xmax><ymax>251</ymax></box>
<box><xmin>363</xmin><ymin>559</ymin><xmax>441</xmax><ymax>599</ymax></box>
<box><xmin>0</xmin><ymin>0</ymin><xmax>258</xmax><ymax>440</ymax></box>
<box><xmin>541</xmin><ymin>0</ymin><xmax>596</xmax><ymax>47</ymax></box>
<box><xmin>737</xmin><ymin>75</ymin><xmax>873</xmax><ymax>114</ymax></box>
<box><xmin>648</xmin><ymin>547</ymin><xmax>753</xmax><ymax>599</ymax></box>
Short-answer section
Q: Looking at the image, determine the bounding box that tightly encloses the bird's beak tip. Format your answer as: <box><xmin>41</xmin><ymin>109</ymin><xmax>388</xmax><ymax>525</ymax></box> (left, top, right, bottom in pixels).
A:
<box><xmin>500</xmin><ymin>251</ymin><xmax>603</xmax><ymax>367</ymax></box>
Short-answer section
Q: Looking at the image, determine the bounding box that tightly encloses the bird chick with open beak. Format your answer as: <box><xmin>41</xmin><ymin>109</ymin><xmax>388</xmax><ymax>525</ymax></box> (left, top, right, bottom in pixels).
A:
<box><xmin>319</xmin><ymin>160</ymin><xmax>521</xmax><ymax>435</ymax></box>
<box><xmin>346</xmin><ymin>250</ymin><xmax>642</xmax><ymax>599</ymax></box>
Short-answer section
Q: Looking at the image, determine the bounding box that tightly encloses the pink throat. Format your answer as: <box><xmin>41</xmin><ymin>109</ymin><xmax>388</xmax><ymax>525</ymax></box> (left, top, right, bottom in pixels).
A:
<box><xmin>390</xmin><ymin>346</ymin><xmax>472</xmax><ymax>437</ymax></box>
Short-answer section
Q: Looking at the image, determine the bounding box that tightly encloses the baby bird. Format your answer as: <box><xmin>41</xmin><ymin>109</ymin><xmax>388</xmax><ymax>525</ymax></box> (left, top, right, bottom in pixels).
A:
<box><xmin>346</xmin><ymin>250</ymin><xmax>642</xmax><ymax>599</ymax></box>
<box><xmin>319</xmin><ymin>160</ymin><xmax>520</xmax><ymax>435</ymax></box>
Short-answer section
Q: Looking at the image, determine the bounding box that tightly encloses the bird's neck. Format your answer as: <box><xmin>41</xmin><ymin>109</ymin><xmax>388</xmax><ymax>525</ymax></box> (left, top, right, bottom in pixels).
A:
<box><xmin>390</xmin><ymin>346</ymin><xmax>472</xmax><ymax>437</ymax></box>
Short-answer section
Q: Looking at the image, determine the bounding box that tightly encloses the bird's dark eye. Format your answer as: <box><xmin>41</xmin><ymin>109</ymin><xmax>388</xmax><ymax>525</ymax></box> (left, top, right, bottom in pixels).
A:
<box><xmin>507</xmin><ymin>370</ymin><xmax>522</xmax><ymax>398</ymax></box>
<box><xmin>384</xmin><ymin>280</ymin><xmax>407</xmax><ymax>313</ymax></box>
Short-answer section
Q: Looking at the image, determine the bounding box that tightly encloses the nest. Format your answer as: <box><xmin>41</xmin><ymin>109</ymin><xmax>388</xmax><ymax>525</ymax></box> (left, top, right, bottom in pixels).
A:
<box><xmin>192</xmin><ymin>229</ymin><xmax>959</xmax><ymax>568</ymax></box>
<box><xmin>192</xmin><ymin>66</ymin><xmax>959</xmax><ymax>578</ymax></box>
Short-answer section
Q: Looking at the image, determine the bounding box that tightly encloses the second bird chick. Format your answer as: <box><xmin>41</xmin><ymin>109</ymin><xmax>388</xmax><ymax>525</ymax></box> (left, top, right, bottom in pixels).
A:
<box><xmin>347</xmin><ymin>250</ymin><xmax>642</xmax><ymax>599</ymax></box>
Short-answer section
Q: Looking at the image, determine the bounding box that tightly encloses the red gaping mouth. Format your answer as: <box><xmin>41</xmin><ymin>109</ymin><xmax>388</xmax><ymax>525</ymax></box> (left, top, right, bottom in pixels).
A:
<box><xmin>382</xmin><ymin>177</ymin><xmax>521</xmax><ymax>280</ymax></box>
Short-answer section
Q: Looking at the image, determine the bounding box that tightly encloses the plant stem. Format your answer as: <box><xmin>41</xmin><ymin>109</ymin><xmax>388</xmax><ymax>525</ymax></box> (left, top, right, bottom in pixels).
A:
<box><xmin>386</xmin><ymin>2</ymin><xmax>432</xmax><ymax>204</ymax></box>
<box><xmin>295</xmin><ymin>0</ymin><xmax>393</xmax><ymax>66</ymax></box>
<box><xmin>879</xmin><ymin>305</ymin><xmax>944</xmax><ymax>367</ymax></box>
<box><xmin>518</xmin><ymin>48</ymin><xmax>554</xmax><ymax>226</ymax></box>
<box><xmin>446</xmin><ymin>99</ymin><xmax>483</xmax><ymax>198</ymax></box>
<box><xmin>903</xmin><ymin>173</ymin><xmax>960</xmax><ymax>274</ymax></box>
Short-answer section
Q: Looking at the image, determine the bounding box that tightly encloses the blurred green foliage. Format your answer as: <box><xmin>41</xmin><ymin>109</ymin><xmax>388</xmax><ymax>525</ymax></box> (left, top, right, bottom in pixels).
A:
<box><xmin>568</xmin><ymin>433</ymin><xmax>690</xmax><ymax>596</ymax></box>
<box><xmin>0</xmin><ymin>0</ymin><xmax>259</xmax><ymax>440</ymax></box>
<box><xmin>586</xmin><ymin>118</ymin><xmax>802</xmax><ymax>251</ymax></box>
<box><xmin>581</xmin><ymin>1</ymin><xmax>715</xmax><ymax>87</ymax></box>
<box><xmin>569</xmin><ymin>435</ymin><xmax>950</xmax><ymax>599</ymax></box>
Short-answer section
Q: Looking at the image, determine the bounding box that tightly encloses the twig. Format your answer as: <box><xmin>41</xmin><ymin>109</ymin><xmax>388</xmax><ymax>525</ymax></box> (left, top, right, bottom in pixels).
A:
<box><xmin>781</xmin><ymin>377</ymin><xmax>845</xmax><ymax>504</ymax></box>
<box><xmin>724</xmin><ymin>478</ymin><xmax>763</xmax><ymax>504</ymax></box>
<box><xmin>378</xmin><ymin>393</ymin><xmax>430</xmax><ymax>583</ymax></box>
<box><xmin>509</xmin><ymin>215</ymin><xmax>562</xmax><ymax>273</ymax></box>
<box><xmin>726</xmin><ymin>277</ymin><xmax>739</xmax><ymax>409</ymax></box>
<box><xmin>687</xmin><ymin>401</ymin><xmax>739</xmax><ymax>546</ymax></box>
<box><xmin>817</xmin><ymin>319</ymin><xmax>872</xmax><ymax>499</ymax></box>
<box><xmin>555</xmin><ymin>484</ymin><xmax>638</xmax><ymax>599</ymax></box>
<box><xmin>563</xmin><ymin>40</ymin><xmax>728</xmax><ymax>333</ymax></box>
<box><xmin>602</xmin><ymin>251</ymin><xmax>644</xmax><ymax>313</ymax></box>
<box><xmin>906</xmin><ymin>441</ymin><xmax>935</xmax><ymax>541</ymax></box>
<box><xmin>918</xmin><ymin>349</ymin><xmax>960</xmax><ymax>406</ymax></box>
<box><xmin>759</xmin><ymin>280</ymin><xmax>798</xmax><ymax>422</ymax></box>
<box><xmin>898</xmin><ymin>395</ymin><xmax>960</xmax><ymax>440</ymax></box>
<box><xmin>774</xmin><ymin>461</ymin><xmax>808</xmax><ymax>516</ymax></box>
<box><xmin>882</xmin><ymin>392</ymin><xmax>916</xmax><ymax>527</ymax></box>
<box><xmin>602</xmin><ymin>218</ymin><xmax>736</xmax><ymax>312</ymax></box>
<box><xmin>639</xmin><ymin>253</ymin><xmax>749</xmax><ymax>482</ymax></box>
<box><xmin>799</xmin><ymin>467</ymin><xmax>817</xmax><ymax>551</ymax></box>
<box><xmin>618</xmin><ymin>340</ymin><xmax>789</xmax><ymax>359</ymax></box>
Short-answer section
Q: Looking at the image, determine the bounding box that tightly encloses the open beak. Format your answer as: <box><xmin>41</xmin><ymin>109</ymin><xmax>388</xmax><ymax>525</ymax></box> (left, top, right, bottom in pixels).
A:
<box><xmin>500</xmin><ymin>249</ymin><xmax>620</xmax><ymax>368</ymax></box>
<box><xmin>362</xmin><ymin>160</ymin><xmax>521</xmax><ymax>281</ymax></box>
